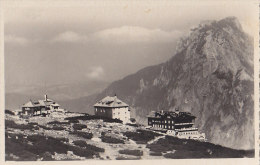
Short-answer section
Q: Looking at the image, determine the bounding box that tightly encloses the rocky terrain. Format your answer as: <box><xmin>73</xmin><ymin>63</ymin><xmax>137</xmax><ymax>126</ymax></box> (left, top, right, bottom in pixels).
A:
<box><xmin>61</xmin><ymin>17</ymin><xmax>254</xmax><ymax>150</ymax></box>
<box><xmin>5</xmin><ymin>111</ymin><xmax>254</xmax><ymax>161</ymax></box>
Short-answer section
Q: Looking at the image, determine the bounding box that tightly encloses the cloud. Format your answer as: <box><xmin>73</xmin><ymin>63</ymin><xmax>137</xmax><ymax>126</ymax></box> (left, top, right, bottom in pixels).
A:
<box><xmin>87</xmin><ymin>66</ymin><xmax>104</xmax><ymax>79</ymax></box>
<box><xmin>5</xmin><ymin>35</ymin><xmax>29</xmax><ymax>46</ymax></box>
<box><xmin>50</xmin><ymin>26</ymin><xmax>183</xmax><ymax>44</ymax></box>
<box><xmin>50</xmin><ymin>31</ymin><xmax>87</xmax><ymax>43</ymax></box>
<box><xmin>92</xmin><ymin>26</ymin><xmax>183</xmax><ymax>44</ymax></box>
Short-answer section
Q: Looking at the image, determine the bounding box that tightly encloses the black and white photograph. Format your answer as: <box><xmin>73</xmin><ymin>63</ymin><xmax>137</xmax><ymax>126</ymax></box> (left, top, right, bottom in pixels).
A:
<box><xmin>1</xmin><ymin>0</ymin><xmax>259</xmax><ymax>163</ymax></box>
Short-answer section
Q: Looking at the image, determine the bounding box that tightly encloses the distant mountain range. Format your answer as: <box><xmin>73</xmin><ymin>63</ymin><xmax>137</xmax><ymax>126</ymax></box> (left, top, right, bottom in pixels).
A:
<box><xmin>6</xmin><ymin>17</ymin><xmax>254</xmax><ymax>150</ymax></box>
<box><xmin>5</xmin><ymin>80</ymin><xmax>109</xmax><ymax>110</ymax></box>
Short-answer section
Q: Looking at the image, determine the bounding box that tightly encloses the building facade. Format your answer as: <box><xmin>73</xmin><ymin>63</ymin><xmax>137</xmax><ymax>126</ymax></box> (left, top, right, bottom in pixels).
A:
<box><xmin>148</xmin><ymin>110</ymin><xmax>195</xmax><ymax>130</ymax></box>
<box><xmin>93</xmin><ymin>95</ymin><xmax>130</xmax><ymax>124</ymax></box>
<box><xmin>148</xmin><ymin>110</ymin><xmax>205</xmax><ymax>140</ymax></box>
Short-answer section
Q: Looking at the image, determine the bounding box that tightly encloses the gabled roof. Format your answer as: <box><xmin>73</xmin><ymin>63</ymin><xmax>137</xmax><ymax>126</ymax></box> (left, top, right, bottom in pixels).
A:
<box><xmin>38</xmin><ymin>100</ymin><xmax>46</xmax><ymax>106</ymax></box>
<box><xmin>148</xmin><ymin>110</ymin><xmax>196</xmax><ymax>121</ymax></box>
<box><xmin>94</xmin><ymin>96</ymin><xmax>129</xmax><ymax>108</ymax></box>
<box><xmin>22</xmin><ymin>97</ymin><xmax>57</xmax><ymax>108</ymax></box>
<box><xmin>22</xmin><ymin>101</ymin><xmax>35</xmax><ymax>108</ymax></box>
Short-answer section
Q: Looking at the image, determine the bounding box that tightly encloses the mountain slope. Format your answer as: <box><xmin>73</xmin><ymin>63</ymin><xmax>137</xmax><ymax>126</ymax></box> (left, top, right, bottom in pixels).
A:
<box><xmin>66</xmin><ymin>17</ymin><xmax>254</xmax><ymax>150</ymax></box>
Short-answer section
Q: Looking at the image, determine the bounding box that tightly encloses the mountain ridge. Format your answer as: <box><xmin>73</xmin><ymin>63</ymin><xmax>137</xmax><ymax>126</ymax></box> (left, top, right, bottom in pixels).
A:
<box><xmin>63</xmin><ymin>17</ymin><xmax>254</xmax><ymax>150</ymax></box>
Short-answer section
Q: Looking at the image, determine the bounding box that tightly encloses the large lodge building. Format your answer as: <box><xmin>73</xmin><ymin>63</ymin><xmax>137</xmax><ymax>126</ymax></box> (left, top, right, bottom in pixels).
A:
<box><xmin>93</xmin><ymin>95</ymin><xmax>130</xmax><ymax>124</ymax></box>
<box><xmin>147</xmin><ymin>110</ymin><xmax>205</xmax><ymax>140</ymax></box>
<box><xmin>148</xmin><ymin>110</ymin><xmax>196</xmax><ymax>130</ymax></box>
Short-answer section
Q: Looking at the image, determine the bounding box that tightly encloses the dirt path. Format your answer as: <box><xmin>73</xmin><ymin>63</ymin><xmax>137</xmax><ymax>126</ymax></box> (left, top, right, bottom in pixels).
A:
<box><xmin>147</xmin><ymin>135</ymin><xmax>165</xmax><ymax>145</ymax></box>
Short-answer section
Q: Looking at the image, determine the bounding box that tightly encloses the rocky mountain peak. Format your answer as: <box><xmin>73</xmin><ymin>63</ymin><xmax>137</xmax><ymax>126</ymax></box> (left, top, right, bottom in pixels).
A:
<box><xmin>66</xmin><ymin>17</ymin><xmax>254</xmax><ymax>150</ymax></box>
<box><xmin>173</xmin><ymin>17</ymin><xmax>253</xmax><ymax>81</ymax></box>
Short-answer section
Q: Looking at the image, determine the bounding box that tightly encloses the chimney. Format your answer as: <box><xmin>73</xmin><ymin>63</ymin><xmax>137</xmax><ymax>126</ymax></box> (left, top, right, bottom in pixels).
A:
<box><xmin>44</xmin><ymin>95</ymin><xmax>47</xmax><ymax>101</ymax></box>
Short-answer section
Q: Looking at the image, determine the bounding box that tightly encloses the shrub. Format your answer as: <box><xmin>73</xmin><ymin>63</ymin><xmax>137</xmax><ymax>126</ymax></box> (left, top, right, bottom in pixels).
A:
<box><xmin>70</xmin><ymin>146</ymin><xmax>96</xmax><ymax>158</ymax></box>
<box><xmin>126</xmin><ymin>123</ymin><xmax>139</xmax><ymax>127</ymax></box>
<box><xmin>65</xmin><ymin>115</ymin><xmax>122</xmax><ymax>123</ymax></box>
<box><xmin>16</xmin><ymin>151</ymin><xmax>38</xmax><ymax>161</ymax></box>
<box><xmin>73</xmin><ymin>124</ymin><xmax>87</xmax><ymax>130</ymax></box>
<box><xmin>146</xmin><ymin>135</ymin><xmax>254</xmax><ymax>158</ymax></box>
<box><xmin>37</xmin><ymin>125</ymin><xmax>52</xmax><ymax>130</ymax></box>
<box><xmin>130</xmin><ymin>118</ymin><xmax>136</xmax><ymax>123</ymax></box>
<box><xmin>40</xmin><ymin>152</ymin><xmax>54</xmax><ymax>161</ymax></box>
<box><xmin>123</xmin><ymin>129</ymin><xmax>160</xmax><ymax>144</ymax></box>
<box><xmin>150</xmin><ymin>152</ymin><xmax>162</xmax><ymax>156</ymax></box>
<box><xmin>41</xmin><ymin>114</ymin><xmax>47</xmax><ymax>117</ymax></box>
<box><xmin>118</xmin><ymin>149</ymin><xmax>143</xmax><ymax>156</ymax></box>
<box><xmin>69</xmin><ymin>131</ymin><xmax>93</xmax><ymax>139</ymax></box>
<box><xmin>163</xmin><ymin>150</ymin><xmax>209</xmax><ymax>159</ymax></box>
<box><xmin>5</xmin><ymin>120</ymin><xmax>34</xmax><ymax>130</ymax></box>
<box><xmin>5</xmin><ymin>110</ymin><xmax>15</xmax><ymax>115</ymax></box>
<box><xmin>5</xmin><ymin>133</ymin><xmax>100</xmax><ymax>160</ymax></box>
<box><xmin>27</xmin><ymin>134</ymin><xmax>47</xmax><ymax>143</ymax></box>
<box><xmin>28</xmin><ymin>122</ymin><xmax>38</xmax><ymax>125</ymax></box>
<box><xmin>100</xmin><ymin>135</ymin><xmax>124</xmax><ymax>144</ymax></box>
<box><xmin>52</xmin><ymin>126</ymin><xmax>66</xmax><ymax>131</ymax></box>
<box><xmin>47</xmin><ymin>121</ymin><xmax>69</xmax><ymax>125</ymax></box>
<box><xmin>68</xmin><ymin>119</ymin><xmax>79</xmax><ymax>123</ymax></box>
<box><xmin>57</xmin><ymin>137</ymin><xmax>69</xmax><ymax>142</ymax></box>
<box><xmin>73</xmin><ymin>140</ymin><xmax>104</xmax><ymax>152</ymax></box>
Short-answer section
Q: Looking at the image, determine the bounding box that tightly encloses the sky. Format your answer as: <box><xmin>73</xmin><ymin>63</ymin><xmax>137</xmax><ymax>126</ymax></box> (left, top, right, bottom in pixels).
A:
<box><xmin>4</xmin><ymin>0</ymin><xmax>257</xmax><ymax>92</ymax></box>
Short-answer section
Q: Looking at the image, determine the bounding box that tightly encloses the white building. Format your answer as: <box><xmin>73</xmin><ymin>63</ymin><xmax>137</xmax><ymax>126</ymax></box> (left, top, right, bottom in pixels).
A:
<box><xmin>93</xmin><ymin>95</ymin><xmax>130</xmax><ymax>124</ymax></box>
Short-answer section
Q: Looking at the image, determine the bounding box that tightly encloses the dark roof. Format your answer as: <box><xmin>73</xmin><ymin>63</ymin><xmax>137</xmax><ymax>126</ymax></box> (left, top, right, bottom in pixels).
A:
<box><xmin>94</xmin><ymin>96</ymin><xmax>129</xmax><ymax>108</ymax></box>
<box><xmin>22</xmin><ymin>101</ymin><xmax>35</xmax><ymax>108</ymax></box>
<box><xmin>148</xmin><ymin>111</ymin><xmax>196</xmax><ymax>122</ymax></box>
<box><xmin>22</xmin><ymin>97</ymin><xmax>58</xmax><ymax>108</ymax></box>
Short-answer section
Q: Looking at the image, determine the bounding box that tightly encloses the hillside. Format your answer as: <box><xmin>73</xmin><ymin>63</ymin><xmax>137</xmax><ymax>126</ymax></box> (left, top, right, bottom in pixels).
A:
<box><xmin>65</xmin><ymin>17</ymin><xmax>254</xmax><ymax>150</ymax></box>
<box><xmin>5</xmin><ymin>113</ymin><xmax>254</xmax><ymax>160</ymax></box>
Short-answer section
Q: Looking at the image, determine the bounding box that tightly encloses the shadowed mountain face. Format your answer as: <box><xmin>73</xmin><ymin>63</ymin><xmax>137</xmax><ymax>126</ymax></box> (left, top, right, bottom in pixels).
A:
<box><xmin>77</xmin><ymin>17</ymin><xmax>254</xmax><ymax>150</ymax></box>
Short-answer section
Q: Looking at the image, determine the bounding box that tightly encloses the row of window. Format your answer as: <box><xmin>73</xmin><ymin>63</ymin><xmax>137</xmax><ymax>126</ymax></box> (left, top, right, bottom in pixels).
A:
<box><xmin>178</xmin><ymin>131</ymin><xmax>198</xmax><ymax>135</ymax></box>
<box><xmin>95</xmin><ymin>109</ymin><xmax>128</xmax><ymax>115</ymax></box>
<box><xmin>96</xmin><ymin>109</ymin><xmax>106</xmax><ymax>113</ymax></box>
<box><xmin>151</xmin><ymin>120</ymin><xmax>174</xmax><ymax>124</ymax></box>
<box><xmin>113</xmin><ymin>112</ymin><xmax>128</xmax><ymax>115</ymax></box>
<box><xmin>152</xmin><ymin>124</ymin><xmax>174</xmax><ymax>129</ymax></box>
